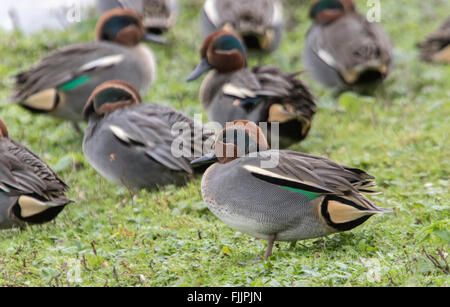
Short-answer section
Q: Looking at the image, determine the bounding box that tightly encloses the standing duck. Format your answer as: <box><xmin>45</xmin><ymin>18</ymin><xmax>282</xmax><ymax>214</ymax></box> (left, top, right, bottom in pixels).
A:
<box><xmin>192</xmin><ymin>120</ymin><xmax>391</xmax><ymax>258</ymax></box>
<box><xmin>419</xmin><ymin>17</ymin><xmax>450</xmax><ymax>63</ymax></box>
<box><xmin>82</xmin><ymin>81</ymin><xmax>213</xmax><ymax>190</ymax></box>
<box><xmin>11</xmin><ymin>8</ymin><xmax>157</xmax><ymax>124</ymax></box>
<box><xmin>96</xmin><ymin>0</ymin><xmax>179</xmax><ymax>43</ymax></box>
<box><xmin>187</xmin><ymin>30</ymin><xmax>316</xmax><ymax>148</ymax></box>
<box><xmin>0</xmin><ymin>119</ymin><xmax>71</xmax><ymax>229</ymax></box>
<box><xmin>303</xmin><ymin>0</ymin><xmax>392</xmax><ymax>89</ymax></box>
<box><xmin>201</xmin><ymin>0</ymin><xmax>284</xmax><ymax>54</ymax></box>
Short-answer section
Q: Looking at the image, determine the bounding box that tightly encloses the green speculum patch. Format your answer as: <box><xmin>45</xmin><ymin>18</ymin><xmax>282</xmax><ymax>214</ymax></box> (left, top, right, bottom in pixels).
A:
<box><xmin>281</xmin><ymin>186</ymin><xmax>321</xmax><ymax>200</ymax></box>
<box><xmin>59</xmin><ymin>75</ymin><xmax>91</xmax><ymax>91</ymax></box>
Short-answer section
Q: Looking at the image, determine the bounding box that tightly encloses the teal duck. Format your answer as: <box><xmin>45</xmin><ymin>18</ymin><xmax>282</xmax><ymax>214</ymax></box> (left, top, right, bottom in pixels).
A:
<box><xmin>82</xmin><ymin>81</ymin><xmax>213</xmax><ymax>190</ymax></box>
<box><xmin>192</xmin><ymin>120</ymin><xmax>391</xmax><ymax>258</ymax></box>
<box><xmin>187</xmin><ymin>30</ymin><xmax>316</xmax><ymax>148</ymax></box>
<box><xmin>0</xmin><ymin>119</ymin><xmax>71</xmax><ymax>229</ymax></box>
<box><xmin>11</xmin><ymin>8</ymin><xmax>157</xmax><ymax>123</ymax></box>
<box><xmin>96</xmin><ymin>0</ymin><xmax>179</xmax><ymax>43</ymax></box>
<box><xmin>303</xmin><ymin>0</ymin><xmax>393</xmax><ymax>89</ymax></box>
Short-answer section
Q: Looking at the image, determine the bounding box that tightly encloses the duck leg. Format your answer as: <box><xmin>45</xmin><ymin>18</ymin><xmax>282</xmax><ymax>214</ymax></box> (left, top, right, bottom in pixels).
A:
<box><xmin>264</xmin><ymin>235</ymin><xmax>276</xmax><ymax>259</ymax></box>
<box><xmin>290</xmin><ymin>241</ymin><xmax>297</xmax><ymax>249</ymax></box>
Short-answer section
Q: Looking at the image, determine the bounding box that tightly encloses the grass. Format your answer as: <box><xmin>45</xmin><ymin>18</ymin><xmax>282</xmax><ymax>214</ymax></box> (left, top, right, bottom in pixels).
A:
<box><xmin>0</xmin><ymin>0</ymin><xmax>449</xmax><ymax>286</ymax></box>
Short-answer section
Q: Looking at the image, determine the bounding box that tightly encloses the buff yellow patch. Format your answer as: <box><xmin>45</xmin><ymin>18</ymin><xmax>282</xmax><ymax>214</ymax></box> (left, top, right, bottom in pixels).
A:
<box><xmin>327</xmin><ymin>200</ymin><xmax>370</xmax><ymax>224</ymax></box>
<box><xmin>18</xmin><ymin>196</ymin><xmax>51</xmax><ymax>218</ymax></box>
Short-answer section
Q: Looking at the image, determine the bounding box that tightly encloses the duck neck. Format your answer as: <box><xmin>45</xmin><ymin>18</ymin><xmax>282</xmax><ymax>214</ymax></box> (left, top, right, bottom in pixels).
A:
<box><xmin>132</xmin><ymin>44</ymin><xmax>157</xmax><ymax>89</ymax></box>
<box><xmin>200</xmin><ymin>70</ymin><xmax>236</xmax><ymax>107</ymax></box>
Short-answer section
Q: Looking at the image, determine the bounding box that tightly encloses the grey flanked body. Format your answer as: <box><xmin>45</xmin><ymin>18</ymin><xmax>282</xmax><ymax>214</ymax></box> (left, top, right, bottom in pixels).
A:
<box><xmin>13</xmin><ymin>42</ymin><xmax>155</xmax><ymax>122</ymax></box>
<box><xmin>83</xmin><ymin>82</ymin><xmax>213</xmax><ymax>190</ymax></box>
<box><xmin>84</xmin><ymin>105</ymin><xmax>190</xmax><ymax>188</ymax></box>
<box><xmin>0</xmin><ymin>132</ymin><xmax>71</xmax><ymax>229</ymax></box>
<box><xmin>201</xmin><ymin>149</ymin><xmax>390</xmax><ymax>242</ymax></box>
<box><xmin>200</xmin><ymin>71</ymin><xmax>266</xmax><ymax>125</ymax></box>
<box><xmin>202</xmin><ymin>154</ymin><xmax>332</xmax><ymax>241</ymax></box>
<box><xmin>303</xmin><ymin>11</ymin><xmax>392</xmax><ymax>88</ymax></box>
<box><xmin>201</xmin><ymin>0</ymin><xmax>284</xmax><ymax>53</ymax></box>
<box><xmin>303</xmin><ymin>26</ymin><xmax>343</xmax><ymax>88</ymax></box>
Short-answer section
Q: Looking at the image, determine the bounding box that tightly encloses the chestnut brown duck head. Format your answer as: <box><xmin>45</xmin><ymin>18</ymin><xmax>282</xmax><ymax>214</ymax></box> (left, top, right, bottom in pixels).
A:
<box><xmin>192</xmin><ymin>120</ymin><xmax>269</xmax><ymax>165</ymax></box>
<box><xmin>96</xmin><ymin>8</ymin><xmax>165</xmax><ymax>45</ymax></box>
<box><xmin>83</xmin><ymin>80</ymin><xmax>142</xmax><ymax>118</ymax></box>
<box><xmin>187</xmin><ymin>30</ymin><xmax>247</xmax><ymax>81</ymax></box>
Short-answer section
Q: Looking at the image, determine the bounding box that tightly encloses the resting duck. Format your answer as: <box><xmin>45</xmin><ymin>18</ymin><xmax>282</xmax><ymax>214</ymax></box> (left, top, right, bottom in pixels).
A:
<box><xmin>201</xmin><ymin>0</ymin><xmax>284</xmax><ymax>54</ymax></box>
<box><xmin>96</xmin><ymin>0</ymin><xmax>179</xmax><ymax>43</ymax></box>
<box><xmin>187</xmin><ymin>30</ymin><xmax>316</xmax><ymax>148</ymax></box>
<box><xmin>82</xmin><ymin>80</ymin><xmax>214</xmax><ymax>190</ymax></box>
<box><xmin>192</xmin><ymin>120</ymin><xmax>391</xmax><ymax>258</ymax></box>
<box><xmin>0</xmin><ymin>119</ymin><xmax>71</xmax><ymax>229</ymax></box>
<box><xmin>303</xmin><ymin>0</ymin><xmax>393</xmax><ymax>89</ymax></box>
<box><xmin>11</xmin><ymin>8</ymin><xmax>157</xmax><ymax>124</ymax></box>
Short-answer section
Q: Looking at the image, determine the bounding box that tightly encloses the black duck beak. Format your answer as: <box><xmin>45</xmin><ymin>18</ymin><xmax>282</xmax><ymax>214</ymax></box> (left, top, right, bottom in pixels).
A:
<box><xmin>187</xmin><ymin>58</ymin><xmax>212</xmax><ymax>82</ymax></box>
<box><xmin>191</xmin><ymin>152</ymin><xmax>218</xmax><ymax>166</ymax></box>
<box><xmin>144</xmin><ymin>33</ymin><xmax>167</xmax><ymax>44</ymax></box>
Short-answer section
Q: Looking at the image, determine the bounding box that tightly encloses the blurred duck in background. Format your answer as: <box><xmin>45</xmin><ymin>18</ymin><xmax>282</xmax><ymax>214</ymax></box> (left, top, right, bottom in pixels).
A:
<box><xmin>0</xmin><ymin>119</ymin><xmax>72</xmax><ymax>229</ymax></box>
<box><xmin>187</xmin><ymin>30</ymin><xmax>316</xmax><ymax>148</ymax></box>
<box><xmin>96</xmin><ymin>0</ymin><xmax>179</xmax><ymax>43</ymax></box>
<box><xmin>82</xmin><ymin>81</ymin><xmax>214</xmax><ymax>190</ymax></box>
<box><xmin>303</xmin><ymin>0</ymin><xmax>393</xmax><ymax>91</ymax></box>
<box><xmin>419</xmin><ymin>17</ymin><xmax>450</xmax><ymax>64</ymax></box>
<box><xmin>200</xmin><ymin>0</ymin><xmax>284</xmax><ymax>55</ymax></box>
<box><xmin>11</xmin><ymin>8</ymin><xmax>157</xmax><ymax>127</ymax></box>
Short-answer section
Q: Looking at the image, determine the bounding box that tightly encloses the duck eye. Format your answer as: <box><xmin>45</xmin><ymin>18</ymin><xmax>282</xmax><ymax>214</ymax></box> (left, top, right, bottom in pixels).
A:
<box><xmin>101</xmin><ymin>15</ymin><xmax>140</xmax><ymax>40</ymax></box>
<box><xmin>220</xmin><ymin>129</ymin><xmax>233</xmax><ymax>144</ymax></box>
<box><xmin>221</xmin><ymin>129</ymin><xmax>243</xmax><ymax>144</ymax></box>
<box><xmin>220</xmin><ymin>129</ymin><xmax>254</xmax><ymax>155</ymax></box>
